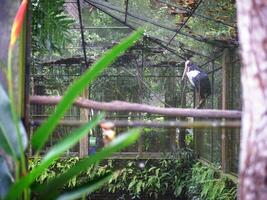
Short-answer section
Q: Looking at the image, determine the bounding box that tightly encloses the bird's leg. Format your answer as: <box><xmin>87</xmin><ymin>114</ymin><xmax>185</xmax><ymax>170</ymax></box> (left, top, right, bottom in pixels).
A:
<box><xmin>194</xmin><ymin>92</ymin><xmax>201</xmax><ymax>109</ymax></box>
<box><xmin>195</xmin><ymin>92</ymin><xmax>205</xmax><ymax>109</ymax></box>
<box><xmin>196</xmin><ymin>98</ymin><xmax>205</xmax><ymax>109</ymax></box>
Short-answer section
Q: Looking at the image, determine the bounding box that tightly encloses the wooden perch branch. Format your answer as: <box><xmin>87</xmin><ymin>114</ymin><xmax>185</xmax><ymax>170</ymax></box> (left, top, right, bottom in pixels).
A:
<box><xmin>30</xmin><ymin>95</ymin><xmax>242</xmax><ymax>119</ymax></box>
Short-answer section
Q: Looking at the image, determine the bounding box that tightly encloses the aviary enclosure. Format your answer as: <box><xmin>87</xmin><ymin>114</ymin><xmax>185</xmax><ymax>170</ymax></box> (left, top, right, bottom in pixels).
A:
<box><xmin>1</xmin><ymin>0</ymin><xmax>244</xmax><ymax>199</ymax></box>
<box><xmin>29</xmin><ymin>0</ymin><xmax>240</xmax><ymax>197</ymax></box>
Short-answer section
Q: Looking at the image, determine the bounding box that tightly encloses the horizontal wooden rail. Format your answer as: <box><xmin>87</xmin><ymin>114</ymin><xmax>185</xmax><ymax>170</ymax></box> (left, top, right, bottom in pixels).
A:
<box><xmin>30</xmin><ymin>119</ymin><xmax>241</xmax><ymax>128</ymax></box>
<box><xmin>30</xmin><ymin>96</ymin><xmax>242</xmax><ymax>119</ymax></box>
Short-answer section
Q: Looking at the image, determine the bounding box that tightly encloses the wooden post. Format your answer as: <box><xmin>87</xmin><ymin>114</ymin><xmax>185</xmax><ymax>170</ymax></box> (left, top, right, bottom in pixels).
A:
<box><xmin>211</xmin><ymin>61</ymin><xmax>214</xmax><ymax>162</ymax></box>
<box><xmin>137</xmin><ymin>48</ymin><xmax>144</xmax><ymax>156</ymax></box>
<box><xmin>179</xmin><ymin>80</ymin><xmax>186</xmax><ymax>149</ymax></box>
<box><xmin>221</xmin><ymin>48</ymin><xmax>233</xmax><ymax>173</ymax></box>
<box><xmin>192</xmin><ymin>89</ymin><xmax>199</xmax><ymax>154</ymax></box>
<box><xmin>165</xmin><ymin>67</ymin><xmax>177</xmax><ymax>151</ymax></box>
<box><xmin>79</xmin><ymin>89</ymin><xmax>89</xmax><ymax>157</ymax></box>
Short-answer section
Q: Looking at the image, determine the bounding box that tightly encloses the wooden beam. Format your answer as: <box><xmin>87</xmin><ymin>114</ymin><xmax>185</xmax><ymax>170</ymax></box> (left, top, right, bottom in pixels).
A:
<box><xmin>221</xmin><ymin>48</ymin><xmax>233</xmax><ymax>173</ymax></box>
<box><xmin>79</xmin><ymin>89</ymin><xmax>89</xmax><ymax>157</ymax></box>
<box><xmin>30</xmin><ymin>119</ymin><xmax>241</xmax><ymax>128</ymax></box>
<box><xmin>165</xmin><ymin>67</ymin><xmax>177</xmax><ymax>151</ymax></box>
<box><xmin>179</xmin><ymin>80</ymin><xmax>187</xmax><ymax>148</ymax></box>
<box><xmin>30</xmin><ymin>95</ymin><xmax>242</xmax><ymax>119</ymax></box>
<box><xmin>108</xmin><ymin>152</ymin><xmax>172</xmax><ymax>159</ymax></box>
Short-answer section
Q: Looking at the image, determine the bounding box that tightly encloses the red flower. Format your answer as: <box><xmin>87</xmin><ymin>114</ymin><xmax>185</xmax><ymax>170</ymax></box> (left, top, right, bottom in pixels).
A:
<box><xmin>9</xmin><ymin>0</ymin><xmax>28</xmax><ymax>48</ymax></box>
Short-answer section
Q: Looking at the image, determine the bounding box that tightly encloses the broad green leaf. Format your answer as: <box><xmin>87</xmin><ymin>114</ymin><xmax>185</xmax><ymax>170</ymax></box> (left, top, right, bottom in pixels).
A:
<box><xmin>0</xmin><ymin>84</ymin><xmax>27</xmax><ymax>159</ymax></box>
<box><xmin>0</xmin><ymin>156</ymin><xmax>13</xmax><ymax>199</ymax></box>
<box><xmin>36</xmin><ymin>128</ymin><xmax>141</xmax><ymax>199</ymax></box>
<box><xmin>56</xmin><ymin>172</ymin><xmax>114</xmax><ymax>200</ymax></box>
<box><xmin>6</xmin><ymin>114</ymin><xmax>104</xmax><ymax>200</ymax></box>
<box><xmin>32</xmin><ymin>29</ymin><xmax>144</xmax><ymax>152</ymax></box>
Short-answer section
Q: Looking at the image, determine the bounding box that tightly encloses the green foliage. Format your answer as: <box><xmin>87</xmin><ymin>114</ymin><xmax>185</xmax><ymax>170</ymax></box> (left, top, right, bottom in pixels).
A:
<box><xmin>185</xmin><ymin>132</ymin><xmax>193</xmax><ymax>147</ymax></box>
<box><xmin>28</xmin><ymin>153</ymin><xmax>237</xmax><ymax>200</ymax></box>
<box><xmin>32</xmin><ymin>0</ymin><xmax>75</xmax><ymax>55</ymax></box>
<box><xmin>187</xmin><ymin>162</ymin><xmax>237</xmax><ymax>200</ymax></box>
<box><xmin>56</xmin><ymin>173</ymin><xmax>114</xmax><ymax>200</ymax></box>
<box><xmin>30</xmin><ymin>150</ymin><xmax>194</xmax><ymax>199</ymax></box>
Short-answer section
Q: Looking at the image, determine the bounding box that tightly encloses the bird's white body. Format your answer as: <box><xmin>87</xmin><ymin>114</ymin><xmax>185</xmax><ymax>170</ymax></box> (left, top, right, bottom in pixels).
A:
<box><xmin>186</xmin><ymin>70</ymin><xmax>200</xmax><ymax>86</ymax></box>
<box><xmin>182</xmin><ymin>60</ymin><xmax>211</xmax><ymax>108</ymax></box>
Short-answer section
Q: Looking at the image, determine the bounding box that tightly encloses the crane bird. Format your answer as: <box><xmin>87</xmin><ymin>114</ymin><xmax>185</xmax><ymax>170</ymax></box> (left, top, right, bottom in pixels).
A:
<box><xmin>182</xmin><ymin>60</ymin><xmax>211</xmax><ymax>109</ymax></box>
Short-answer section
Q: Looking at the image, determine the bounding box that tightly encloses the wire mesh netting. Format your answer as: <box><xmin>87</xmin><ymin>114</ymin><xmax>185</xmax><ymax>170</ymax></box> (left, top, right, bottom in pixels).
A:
<box><xmin>30</xmin><ymin>0</ymin><xmax>240</xmax><ymax>174</ymax></box>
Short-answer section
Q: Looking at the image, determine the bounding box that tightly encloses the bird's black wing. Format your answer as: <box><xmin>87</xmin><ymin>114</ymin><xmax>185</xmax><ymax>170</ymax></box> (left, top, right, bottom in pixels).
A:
<box><xmin>192</xmin><ymin>72</ymin><xmax>211</xmax><ymax>98</ymax></box>
<box><xmin>189</xmin><ymin>63</ymin><xmax>205</xmax><ymax>73</ymax></box>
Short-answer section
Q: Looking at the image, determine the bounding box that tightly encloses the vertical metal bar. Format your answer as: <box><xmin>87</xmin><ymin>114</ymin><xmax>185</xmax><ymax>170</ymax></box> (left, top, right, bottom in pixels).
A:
<box><xmin>211</xmin><ymin>61</ymin><xmax>214</xmax><ymax>163</ymax></box>
<box><xmin>77</xmin><ymin>0</ymin><xmax>89</xmax><ymax>68</ymax></box>
<box><xmin>193</xmin><ymin>90</ymin><xmax>196</xmax><ymax>108</ymax></box>
<box><xmin>124</xmin><ymin>0</ymin><xmax>129</xmax><ymax>23</ymax></box>
<box><xmin>138</xmin><ymin>41</ymin><xmax>144</xmax><ymax>156</ymax></box>
<box><xmin>166</xmin><ymin>0</ymin><xmax>203</xmax><ymax>47</ymax></box>
<box><xmin>211</xmin><ymin>61</ymin><xmax>215</xmax><ymax>109</ymax></box>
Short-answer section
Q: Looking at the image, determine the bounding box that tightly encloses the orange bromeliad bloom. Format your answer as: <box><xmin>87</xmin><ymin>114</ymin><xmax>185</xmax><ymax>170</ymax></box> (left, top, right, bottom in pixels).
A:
<box><xmin>9</xmin><ymin>0</ymin><xmax>28</xmax><ymax>48</ymax></box>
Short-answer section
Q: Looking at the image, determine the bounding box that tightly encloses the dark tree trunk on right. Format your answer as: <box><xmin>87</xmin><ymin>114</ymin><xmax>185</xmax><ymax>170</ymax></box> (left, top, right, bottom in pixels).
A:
<box><xmin>237</xmin><ymin>1</ymin><xmax>267</xmax><ymax>199</ymax></box>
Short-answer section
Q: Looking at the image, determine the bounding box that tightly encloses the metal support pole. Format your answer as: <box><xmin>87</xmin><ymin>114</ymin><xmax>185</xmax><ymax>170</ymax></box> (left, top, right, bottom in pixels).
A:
<box><xmin>124</xmin><ymin>0</ymin><xmax>129</xmax><ymax>23</ymax></box>
<box><xmin>77</xmin><ymin>0</ymin><xmax>89</xmax><ymax>67</ymax></box>
<box><xmin>166</xmin><ymin>0</ymin><xmax>203</xmax><ymax>47</ymax></box>
<box><xmin>77</xmin><ymin>0</ymin><xmax>89</xmax><ymax>157</ymax></box>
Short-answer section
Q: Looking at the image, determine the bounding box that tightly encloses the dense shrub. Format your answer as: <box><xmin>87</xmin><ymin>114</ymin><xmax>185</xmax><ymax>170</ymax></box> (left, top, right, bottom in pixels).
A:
<box><xmin>29</xmin><ymin>150</ymin><xmax>237</xmax><ymax>199</ymax></box>
<box><xmin>187</xmin><ymin>162</ymin><xmax>237</xmax><ymax>200</ymax></box>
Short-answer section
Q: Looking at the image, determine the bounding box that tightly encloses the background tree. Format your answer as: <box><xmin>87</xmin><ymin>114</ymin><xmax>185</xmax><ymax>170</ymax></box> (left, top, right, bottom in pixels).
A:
<box><xmin>237</xmin><ymin>1</ymin><xmax>267</xmax><ymax>199</ymax></box>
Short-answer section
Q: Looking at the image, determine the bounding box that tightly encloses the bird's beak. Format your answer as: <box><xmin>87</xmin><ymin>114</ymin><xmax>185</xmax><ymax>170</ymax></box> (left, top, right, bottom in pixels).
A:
<box><xmin>182</xmin><ymin>65</ymin><xmax>188</xmax><ymax>80</ymax></box>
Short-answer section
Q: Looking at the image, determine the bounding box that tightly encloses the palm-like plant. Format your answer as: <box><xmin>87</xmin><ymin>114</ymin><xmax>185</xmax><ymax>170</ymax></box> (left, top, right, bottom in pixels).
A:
<box><xmin>32</xmin><ymin>0</ymin><xmax>74</xmax><ymax>55</ymax></box>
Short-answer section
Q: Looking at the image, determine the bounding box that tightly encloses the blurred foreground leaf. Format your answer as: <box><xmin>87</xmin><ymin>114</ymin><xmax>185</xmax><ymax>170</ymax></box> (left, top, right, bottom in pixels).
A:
<box><xmin>6</xmin><ymin>114</ymin><xmax>104</xmax><ymax>200</ymax></box>
<box><xmin>0</xmin><ymin>84</ymin><xmax>27</xmax><ymax>159</ymax></box>
<box><xmin>0</xmin><ymin>156</ymin><xmax>13</xmax><ymax>199</ymax></box>
<box><xmin>56</xmin><ymin>172</ymin><xmax>114</xmax><ymax>200</ymax></box>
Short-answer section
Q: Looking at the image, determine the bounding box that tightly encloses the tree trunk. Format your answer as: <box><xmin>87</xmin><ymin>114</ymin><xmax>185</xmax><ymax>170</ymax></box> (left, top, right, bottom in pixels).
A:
<box><xmin>237</xmin><ymin>1</ymin><xmax>267</xmax><ymax>199</ymax></box>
